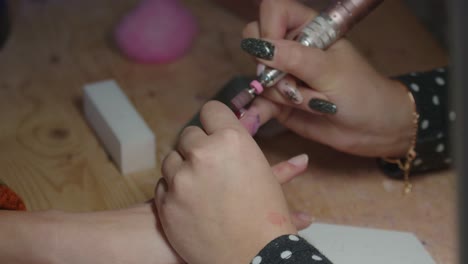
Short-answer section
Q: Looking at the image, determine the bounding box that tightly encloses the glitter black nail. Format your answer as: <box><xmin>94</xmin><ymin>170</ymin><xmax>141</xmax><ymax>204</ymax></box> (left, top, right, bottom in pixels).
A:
<box><xmin>308</xmin><ymin>98</ymin><xmax>337</xmax><ymax>114</ymax></box>
<box><xmin>241</xmin><ymin>38</ymin><xmax>275</xmax><ymax>60</ymax></box>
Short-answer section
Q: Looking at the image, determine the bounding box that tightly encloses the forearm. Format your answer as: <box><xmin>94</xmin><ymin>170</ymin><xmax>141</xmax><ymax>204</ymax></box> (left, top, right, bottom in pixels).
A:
<box><xmin>43</xmin><ymin>203</ymin><xmax>179</xmax><ymax>264</ymax></box>
<box><xmin>0</xmin><ymin>210</ymin><xmax>57</xmax><ymax>264</ymax></box>
<box><xmin>0</xmin><ymin>203</ymin><xmax>181</xmax><ymax>264</ymax></box>
<box><xmin>49</xmin><ymin>203</ymin><xmax>174</xmax><ymax>264</ymax></box>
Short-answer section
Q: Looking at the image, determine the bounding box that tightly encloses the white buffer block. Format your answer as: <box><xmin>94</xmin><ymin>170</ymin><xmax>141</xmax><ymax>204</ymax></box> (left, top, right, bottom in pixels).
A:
<box><xmin>83</xmin><ymin>80</ymin><xmax>156</xmax><ymax>174</ymax></box>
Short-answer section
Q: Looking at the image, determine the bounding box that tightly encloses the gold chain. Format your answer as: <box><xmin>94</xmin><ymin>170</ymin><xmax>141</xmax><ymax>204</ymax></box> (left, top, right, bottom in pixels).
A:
<box><xmin>383</xmin><ymin>90</ymin><xmax>419</xmax><ymax>195</ymax></box>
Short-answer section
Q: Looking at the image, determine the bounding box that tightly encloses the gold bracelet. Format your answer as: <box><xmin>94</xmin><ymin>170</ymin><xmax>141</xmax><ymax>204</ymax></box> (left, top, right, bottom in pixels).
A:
<box><xmin>383</xmin><ymin>90</ymin><xmax>419</xmax><ymax>195</ymax></box>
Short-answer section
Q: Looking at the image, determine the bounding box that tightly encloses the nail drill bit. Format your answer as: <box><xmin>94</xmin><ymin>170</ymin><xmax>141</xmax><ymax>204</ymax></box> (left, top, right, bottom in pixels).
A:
<box><xmin>230</xmin><ymin>0</ymin><xmax>384</xmax><ymax>112</ymax></box>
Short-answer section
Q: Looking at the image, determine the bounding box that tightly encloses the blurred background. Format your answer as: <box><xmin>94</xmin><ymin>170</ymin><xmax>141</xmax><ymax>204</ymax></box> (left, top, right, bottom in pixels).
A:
<box><xmin>404</xmin><ymin>0</ymin><xmax>448</xmax><ymax>48</ymax></box>
<box><xmin>208</xmin><ymin>0</ymin><xmax>448</xmax><ymax>48</ymax></box>
<box><xmin>0</xmin><ymin>0</ymin><xmax>449</xmax><ymax>51</ymax></box>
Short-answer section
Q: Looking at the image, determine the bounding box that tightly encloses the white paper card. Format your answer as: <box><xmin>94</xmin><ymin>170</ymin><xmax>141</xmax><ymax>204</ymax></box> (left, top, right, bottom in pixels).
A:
<box><xmin>298</xmin><ymin>223</ymin><xmax>436</xmax><ymax>264</ymax></box>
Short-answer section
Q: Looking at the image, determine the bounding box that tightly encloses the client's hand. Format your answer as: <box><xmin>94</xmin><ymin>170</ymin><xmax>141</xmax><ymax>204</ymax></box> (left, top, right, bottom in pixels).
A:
<box><xmin>155</xmin><ymin>101</ymin><xmax>298</xmax><ymax>264</ymax></box>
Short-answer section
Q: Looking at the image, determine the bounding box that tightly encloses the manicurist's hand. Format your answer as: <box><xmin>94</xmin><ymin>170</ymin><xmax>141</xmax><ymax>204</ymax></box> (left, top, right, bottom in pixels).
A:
<box><xmin>155</xmin><ymin>101</ymin><xmax>298</xmax><ymax>264</ymax></box>
<box><xmin>240</xmin><ymin>0</ymin><xmax>415</xmax><ymax>158</ymax></box>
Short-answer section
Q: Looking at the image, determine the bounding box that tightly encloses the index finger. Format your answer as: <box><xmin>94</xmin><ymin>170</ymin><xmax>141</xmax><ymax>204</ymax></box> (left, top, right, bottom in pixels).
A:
<box><xmin>259</xmin><ymin>0</ymin><xmax>317</xmax><ymax>39</ymax></box>
<box><xmin>199</xmin><ymin>101</ymin><xmax>245</xmax><ymax>135</ymax></box>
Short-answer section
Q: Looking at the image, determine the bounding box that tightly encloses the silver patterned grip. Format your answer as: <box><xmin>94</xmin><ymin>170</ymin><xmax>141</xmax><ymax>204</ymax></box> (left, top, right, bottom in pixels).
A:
<box><xmin>295</xmin><ymin>14</ymin><xmax>339</xmax><ymax>48</ymax></box>
<box><xmin>258</xmin><ymin>13</ymin><xmax>339</xmax><ymax>88</ymax></box>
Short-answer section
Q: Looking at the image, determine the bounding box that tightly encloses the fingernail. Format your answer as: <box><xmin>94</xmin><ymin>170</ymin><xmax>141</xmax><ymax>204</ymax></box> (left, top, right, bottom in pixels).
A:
<box><xmin>235</xmin><ymin>108</ymin><xmax>246</xmax><ymax>119</ymax></box>
<box><xmin>288</xmin><ymin>153</ymin><xmax>309</xmax><ymax>167</ymax></box>
<box><xmin>256</xmin><ymin>63</ymin><xmax>266</xmax><ymax>76</ymax></box>
<box><xmin>241</xmin><ymin>38</ymin><xmax>275</xmax><ymax>60</ymax></box>
<box><xmin>277</xmin><ymin>79</ymin><xmax>303</xmax><ymax>104</ymax></box>
<box><xmin>156</xmin><ymin>177</ymin><xmax>168</xmax><ymax>197</ymax></box>
<box><xmin>308</xmin><ymin>98</ymin><xmax>337</xmax><ymax>114</ymax></box>
<box><xmin>239</xmin><ymin>107</ymin><xmax>261</xmax><ymax>135</ymax></box>
<box><xmin>295</xmin><ymin>212</ymin><xmax>312</xmax><ymax>222</ymax></box>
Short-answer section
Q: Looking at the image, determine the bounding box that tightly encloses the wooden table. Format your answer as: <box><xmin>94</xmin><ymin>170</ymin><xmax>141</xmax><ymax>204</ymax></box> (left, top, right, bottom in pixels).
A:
<box><xmin>0</xmin><ymin>0</ymin><xmax>454</xmax><ymax>263</ymax></box>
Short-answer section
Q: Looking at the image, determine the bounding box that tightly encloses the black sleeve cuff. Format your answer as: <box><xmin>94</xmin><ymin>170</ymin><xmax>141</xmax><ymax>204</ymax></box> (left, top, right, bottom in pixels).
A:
<box><xmin>250</xmin><ymin>234</ymin><xmax>333</xmax><ymax>264</ymax></box>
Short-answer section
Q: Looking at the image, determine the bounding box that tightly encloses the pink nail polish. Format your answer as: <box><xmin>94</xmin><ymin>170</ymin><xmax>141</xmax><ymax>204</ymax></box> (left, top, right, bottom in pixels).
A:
<box><xmin>235</xmin><ymin>108</ymin><xmax>246</xmax><ymax>119</ymax></box>
<box><xmin>277</xmin><ymin>79</ymin><xmax>303</xmax><ymax>104</ymax></box>
<box><xmin>239</xmin><ymin>107</ymin><xmax>261</xmax><ymax>135</ymax></box>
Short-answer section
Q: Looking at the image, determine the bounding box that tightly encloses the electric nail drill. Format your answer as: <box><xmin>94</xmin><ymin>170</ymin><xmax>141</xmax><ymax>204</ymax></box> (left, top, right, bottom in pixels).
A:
<box><xmin>230</xmin><ymin>0</ymin><xmax>384</xmax><ymax>112</ymax></box>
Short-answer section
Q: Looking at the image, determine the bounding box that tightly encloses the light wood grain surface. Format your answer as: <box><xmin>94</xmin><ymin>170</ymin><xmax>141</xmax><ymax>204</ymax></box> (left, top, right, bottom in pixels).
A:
<box><xmin>0</xmin><ymin>0</ymin><xmax>454</xmax><ymax>263</ymax></box>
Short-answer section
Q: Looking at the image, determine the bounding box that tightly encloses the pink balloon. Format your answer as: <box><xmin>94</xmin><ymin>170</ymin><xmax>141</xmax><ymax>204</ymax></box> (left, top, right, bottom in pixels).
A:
<box><xmin>115</xmin><ymin>0</ymin><xmax>198</xmax><ymax>63</ymax></box>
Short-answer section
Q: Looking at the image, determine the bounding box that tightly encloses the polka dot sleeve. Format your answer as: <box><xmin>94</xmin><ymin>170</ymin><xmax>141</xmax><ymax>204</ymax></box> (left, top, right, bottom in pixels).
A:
<box><xmin>378</xmin><ymin>67</ymin><xmax>453</xmax><ymax>178</ymax></box>
<box><xmin>250</xmin><ymin>234</ymin><xmax>333</xmax><ymax>264</ymax></box>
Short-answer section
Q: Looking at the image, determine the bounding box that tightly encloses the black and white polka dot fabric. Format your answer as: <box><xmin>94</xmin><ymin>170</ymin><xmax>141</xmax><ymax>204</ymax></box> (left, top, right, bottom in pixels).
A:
<box><xmin>250</xmin><ymin>235</ymin><xmax>332</xmax><ymax>264</ymax></box>
<box><xmin>378</xmin><ymin>67</ymin><xmax>453</xmax><ymax>178</ymax></box>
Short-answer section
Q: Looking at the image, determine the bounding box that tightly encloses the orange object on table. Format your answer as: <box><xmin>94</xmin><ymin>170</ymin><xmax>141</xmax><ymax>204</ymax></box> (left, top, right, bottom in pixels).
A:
<box><xmin>0</xmin><ymin>181</ymin><xmax>26</xmax><ymax>211</ymax></box>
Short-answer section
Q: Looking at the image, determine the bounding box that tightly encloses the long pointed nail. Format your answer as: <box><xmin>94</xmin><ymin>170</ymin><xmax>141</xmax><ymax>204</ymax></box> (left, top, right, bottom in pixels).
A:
<box><xmin>288</xmin><ymin>153</ymin><xmax>309</xmax><ymax>167</ymax></box>
<box><xmin>308</xmin><ymin>98</ymin><xmax>337</xmax><ymax>114</ymax></box>
<box><xmin>277</xmin><ymin>79</ymin><xmax>303</xmax><ymax>104</ymax></box>
<box><xmin>241</xmin><ymin>38</ymin><xmax>275</xmax><ymax>60</ymax></box>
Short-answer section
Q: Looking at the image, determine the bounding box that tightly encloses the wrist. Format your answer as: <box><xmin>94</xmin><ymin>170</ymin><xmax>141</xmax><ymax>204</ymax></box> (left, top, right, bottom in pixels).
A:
<box><xmin>380</xmin><ymin>79</ymin><xmax>417</xmax><ymax>157</ymax></box>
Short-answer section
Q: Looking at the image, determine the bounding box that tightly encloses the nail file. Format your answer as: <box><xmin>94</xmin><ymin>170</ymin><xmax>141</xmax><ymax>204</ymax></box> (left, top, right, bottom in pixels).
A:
<box><xmin>182</xmin><ymin>76</ymin><xmax>287</xmax><ymax>138</ymax></box>
<box><xmin>83</xmin><ymin>80</ymin><xmax>156</xmax><ymax>174</ymax></box>
<box><xmin>298</xmin><ymin>223</ymin><xmax>436</xmax><ymax>264</ymax></box>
